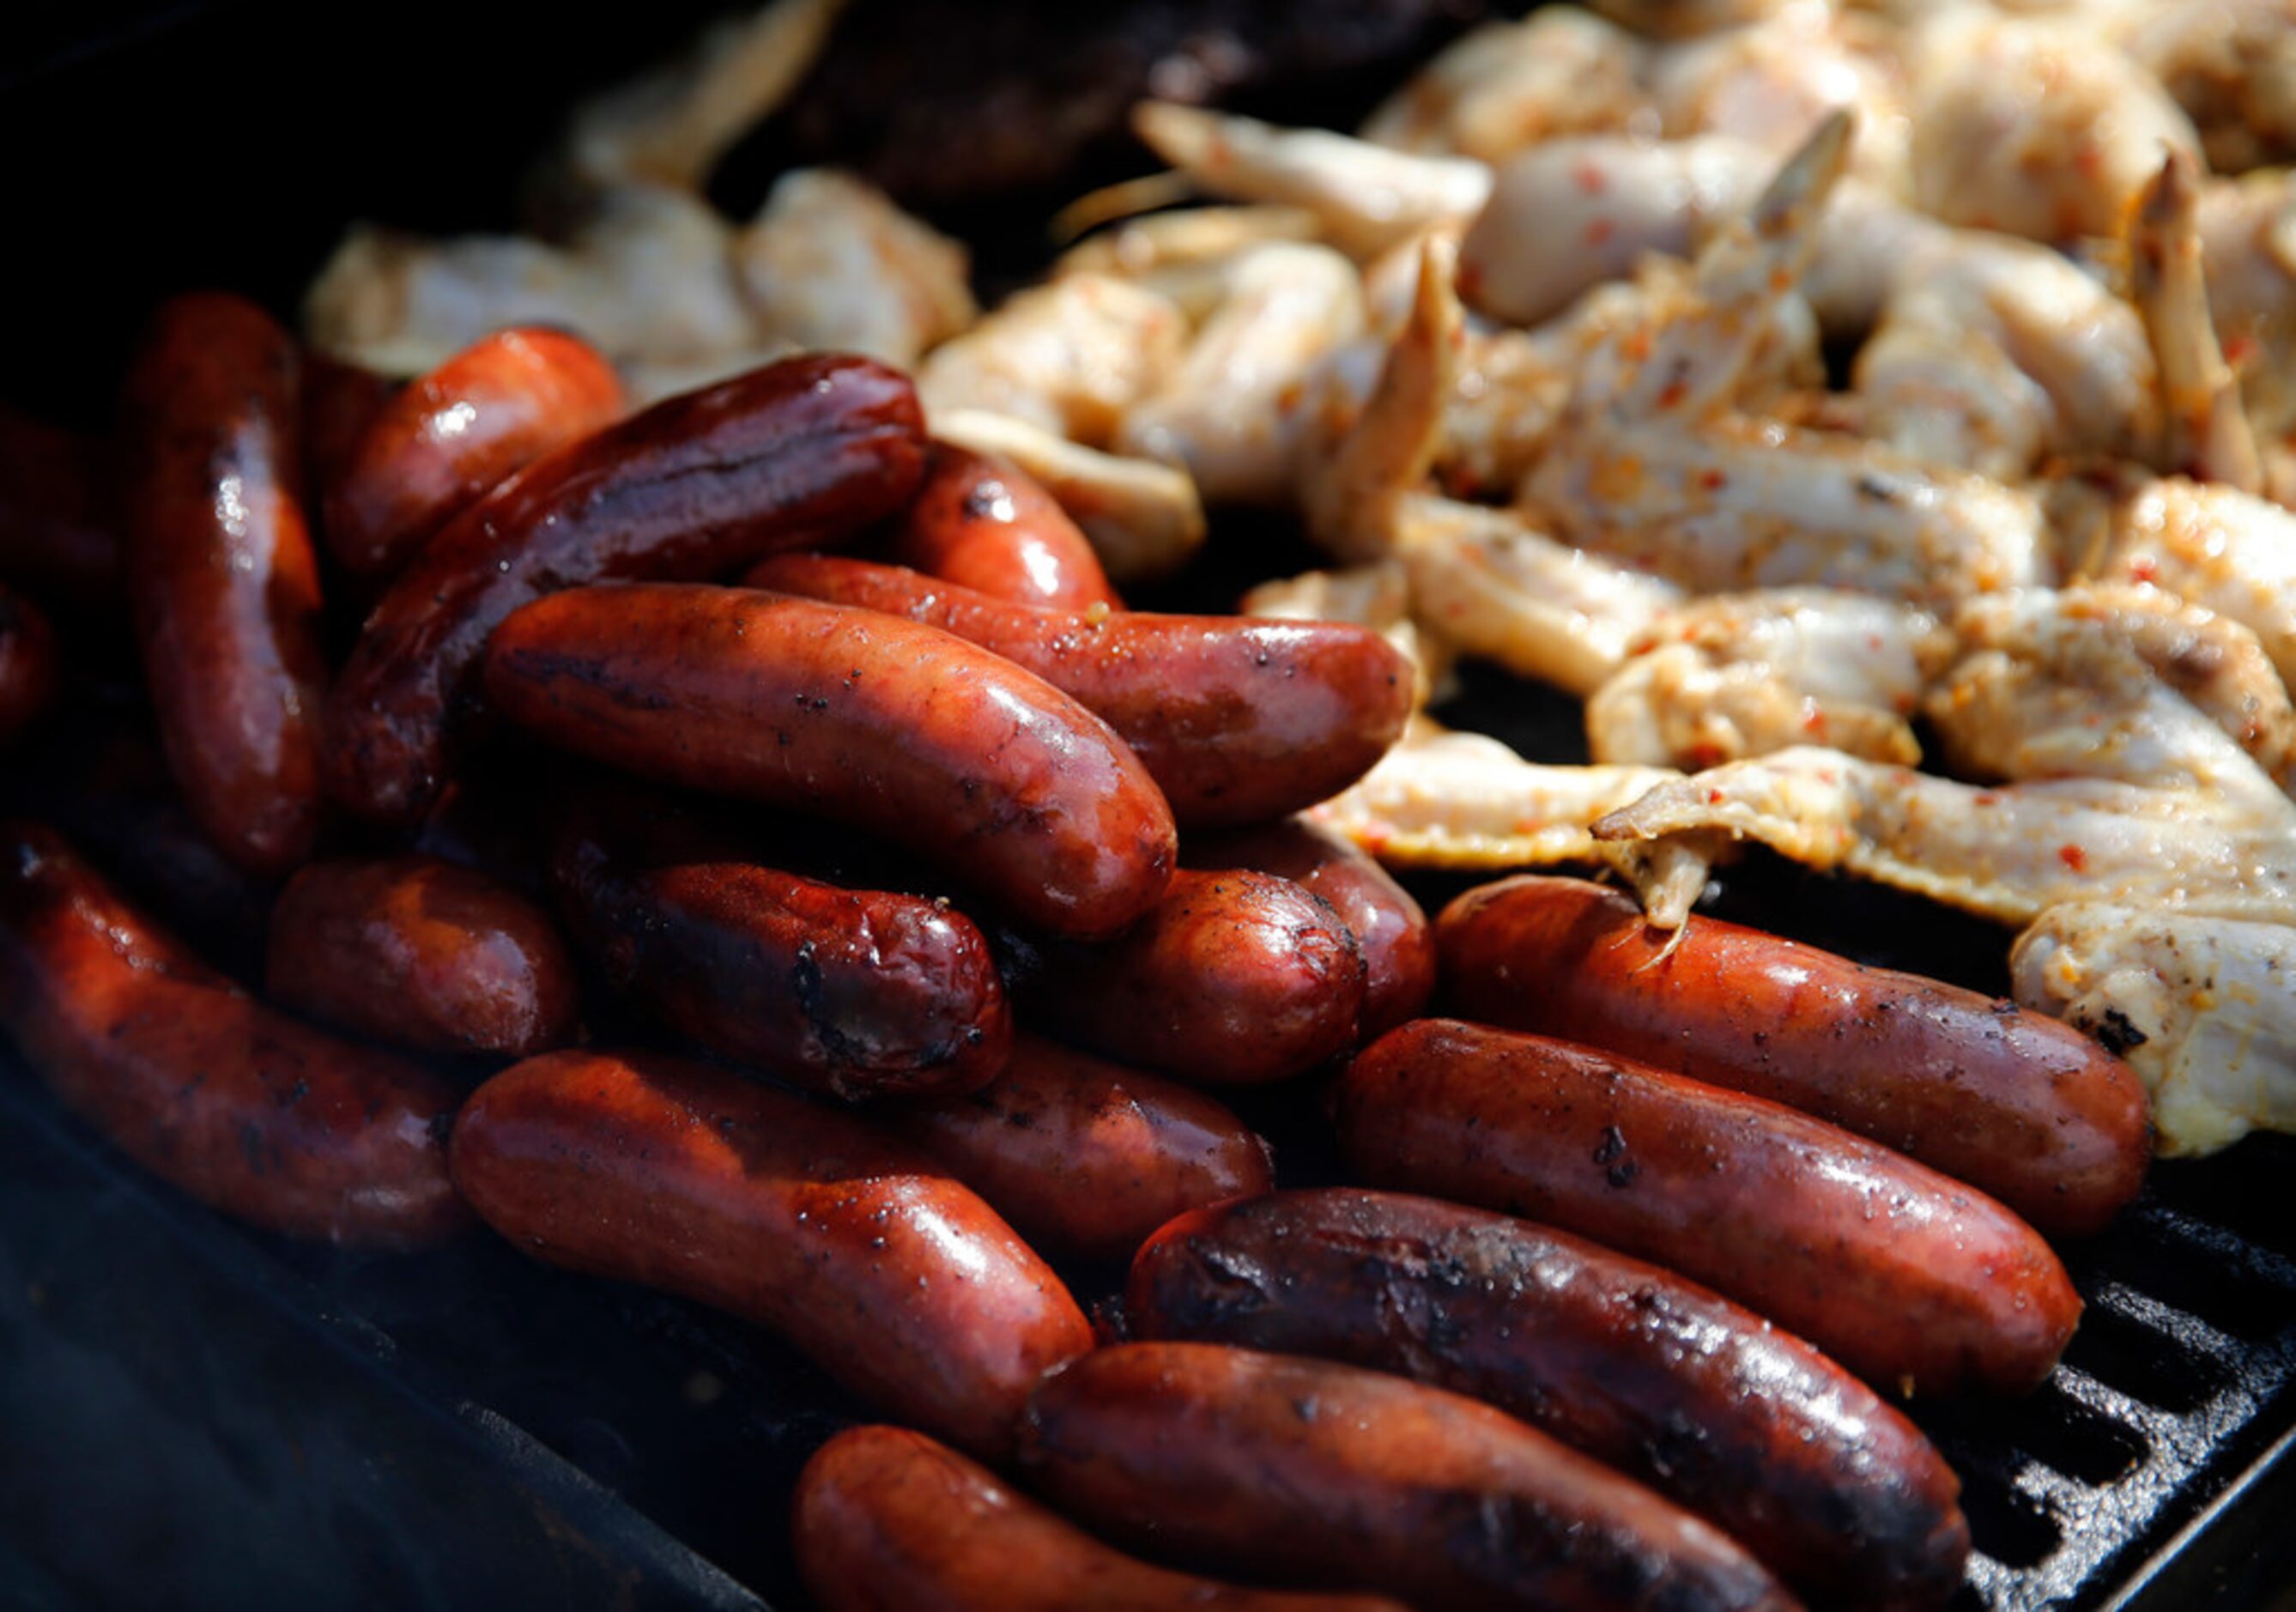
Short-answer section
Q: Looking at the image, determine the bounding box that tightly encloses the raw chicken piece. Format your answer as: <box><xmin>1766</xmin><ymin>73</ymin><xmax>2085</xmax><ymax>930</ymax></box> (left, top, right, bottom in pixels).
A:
<box><xmin>917</xmin><ymin>276</ymin><xmax>1187</xmax><ymax>448</ymax></box>
<box><xmin>2014</xmin><ymin>905</ymin><xmax>2296</xmax><ymax>1157</ymax></box>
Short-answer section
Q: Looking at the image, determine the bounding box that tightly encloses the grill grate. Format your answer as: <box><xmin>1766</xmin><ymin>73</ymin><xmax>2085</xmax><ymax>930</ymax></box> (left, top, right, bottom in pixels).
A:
<box><xmin>1917</xmin><ymin>1180</ymin><xmax>2296</xmax><ymax>1609</ymax></box>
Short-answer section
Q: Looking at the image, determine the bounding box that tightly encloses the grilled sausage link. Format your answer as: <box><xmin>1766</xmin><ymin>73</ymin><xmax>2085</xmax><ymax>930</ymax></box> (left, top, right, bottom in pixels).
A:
<box><xmin>1184</xmin><ymin>818</ymin><xmax>1433</xmax><ymax>1039</ymax></box>
<box><xmin>0</xmin><ymin>585</ymin><xmax>57</xmax><ymax>746</ymax></box>
<box><xmin>119</xmin><ymin>293</ymin><xmax>328</xmax><ymax>876</ymax></box>
<box><xmin>1336</xmin><ymin>1019</ymin><xmax>2081</xmax><ymax>1396</ymax></box>
<box><xmin>324</xmin><ymin>329</ymin><xmax>623</xmax><ymax>579</ymax></box>
<box><xmin>1022</xmin><ymin>870</ymin><xmax>1366</xmax><ymax>1083</ymax></box>
<box><xmin>1020</xmin><ymin>1342</ymin><xmax>1800</xmax><ymax>1612</ymax></box>
<box><xmin>549</xmin><ymin>785</ymin><xmax>1009</xmax><ymax>1100</ymax></box>
<box><xmin>0</xmin><ymin>821</ymin><xmax>465</xmax><ymax>1246</ymax></box>
<box><xmin>881</xmin><ymin>1033</ymin><xmax>1273</xmax><ymax>1261</ymax></box>
<box><xmin>883</xmin><ymin>444</ymin><xmax>1121</xmax><ymax>610</ymax></box>
<box><xmin>484</xmin><ymin>583</ymin><xmax>1175</xmax><ymax>939</ymax></box>
<box><xmin>266</xmin><ymin>855</ymin><xmax>579</xmax><ymax>1058</ymax></box>
<box><xmin>1435</xmin><ymin>876</ymin><xmax>2152</xmax><ymax>1238</ymax></box>
<box><xmin>794</xmin><ymin>1424</ymin><xmax>1409</xmax><ymax>1612</ymax></box>
<box><xmin>1127</xmin><ymin>1188</ymin><xmax>1970</xmax><ymax>1608</ymax></box>
<box><xmin>743</xmin><ymin>554</ymin><xmax>1412</xmax><ymax>827</ymax></box>
<box><xmin>450</xmin><ymin>1048</ymin><xmax>1093</xmax><ymax>1458</ymax></box>
<box><xmin>324</xmin><ymin>353</ymin><xmax>926</xmax><ymax>827</ymax></box>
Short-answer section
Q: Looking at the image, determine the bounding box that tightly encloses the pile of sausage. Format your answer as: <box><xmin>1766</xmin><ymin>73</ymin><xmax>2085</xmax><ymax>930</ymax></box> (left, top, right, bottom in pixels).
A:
<box><xmin>0</xmin><ymin>300</ymin><xmax>2158</xmax><ymax>1610</ymax></box>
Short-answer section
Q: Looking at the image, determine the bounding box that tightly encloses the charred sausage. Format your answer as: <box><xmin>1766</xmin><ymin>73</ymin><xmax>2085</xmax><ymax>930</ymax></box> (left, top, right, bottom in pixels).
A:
<box><xmin>1022</xmin><ymin>870</ymin><xmax>1365</xmax><ymax>1083</ymax></box>
<box><xmin>118</xmin><ymin>292</ymin><xmax>328</xmax><ymax>876</ymax></box>
<box><xmin>549</xmin><ymin>785</ymin><xmax>1009</xmax><ymax>1100</ymax></box>
<box><xmin>742</xmin><ymin>554</ymin><xmax>1413</xmax><ymax>827</ymax></box>
<box><xmin>324</xmin><ymin>330</ymin><xmax>623</xmax><ymax>579</ymax></box>
<box><xmin>1435</xmin><ymin>876</ymin><xmax>2152</xmax><ymax>1237</ymax></box>
<box><xmin>266</xmin><ymin>855</ymin><xmax>579</xmax><ymax>1057</ymax></box>
<box><xmin>0</xmin><ymin>821</ymin><xmax>465</xmax><ymax>1247</ymax></box>
<box><xmin>1019</xmin><ymin>1341</ymin><xmax>1799</xmax><ymax>1612</ymax></box>
<box><xmin>1127</xmin><ymin>1188</ymin><xmax>1970</xmax><ymax>1608</ymax></box>
<box><xmin>795</xmin><ymin>1423</ymin><xmax>1408</xmax><ymax>1612</ymax></box>
<box><xmin>450</xmin><ymin>1048</ymin><xmax>1093</xmax><ymax>1458</ymax></box>
<box><xmin>1335</xmin><ymin>1019</ymin><xmax>2081</xmax><ymax>1396</ymax></box>
<box><xmin>880</xmin><ymin>1033</ymin><xmax>1273</xmax><ymax>1261</ymax></box>
<box><xmin>882</xmin><ymin>444</ymin><xmax>1121</xmax><ymax>610</ymax></box>
<box><xmin>483</xmin><ymin>583</ymin><xmax>1175</xmax><ymax>939</ymax></box>
<box><xmin>1184</xmin><ymin>818</ymin><xmax>1433</xmax><ymax>1039</ymax></box>
<box><xmin>323</xmin><ymin>353</ymin><xmax>927</xmax><ymax>827</ymax></box>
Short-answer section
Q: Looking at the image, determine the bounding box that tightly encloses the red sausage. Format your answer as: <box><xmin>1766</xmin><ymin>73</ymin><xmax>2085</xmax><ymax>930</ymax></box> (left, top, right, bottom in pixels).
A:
<box><xmin>483</xmin><ymin>583</ymin><xmax>1176</xmax><ymax>939</ymax></box>
<box><xmin>549</xmin><ymin>785</ymin><xmax>1009</xmax><ymax>1100</ymax></box>
<box><xmin>879</xmin><ymin>1033</ymin><xmax>1274</xmax><ymax>1261</ymax></box>
<box><xmin>1</xmin><ymin>721</ymin><xmax>276</xmax><ymax>973</ymax></box>
<box><xmin>300</xmin><ymin>355</ymin><xmax>399</xmax><ymax>513</ymax></box>
<box><xmin>882</xmin><ymin>444</ymin><xmax>1121</xmax><ymax>610</ymax></box>
<box><xmin>266</xmin><ymin>855</ymin><xmax>579</xmax><ymax>1058</ymax></box>
<box><xmin>1336</xmin><ymin>1019</ymin><xmax>2081</xmax><ymax>1396</ymax></box>
<box><xmin>0</xmin><ymin>821</ymin><xmax>465</xmax><ymax>1247</ymax></box>
<box><xmin>1185</xmin><ymin>817</ymin><xmax>1433</xmax><ymax>1038</ymax></box>
<box><xmin>742</xmin><ymin>554</ymin><xmax>1413</xmax><ymax>827</ymax></box>
<box><xmin>1436</xmin><ymin>876</ymin><xmax>2152</xmax><ymax>1237</ymax></box>
<box><xmin>324</xmin><ymin>329</ymin><xmax>624</xmax><ymax>579</ymax></box>
<box><xmin>1127</xmin><ymin>1188</ymin><xmax>1970</xmax><ymax>1608</ymax></box>
<box><xmin>323</xmin><ymin>353</ymin><xmax>927</xmax><ymax>827</ymax></box>
<box><xmin>0</xmin><ymin>585</ymin><xmax>58</xmax><ymax>745</ymax></box>
<box><xmin>449</xmin><ymin>1048</ymin><xmax>1094</xmax><ymax>1458</ymax></box>
<box><xmin>0</xmin><ymin>403</ymin><xmax>121</xmax><ymax>614</ymax></box>
<box><xmin>1023</xmin><ymin>869</ymin><xmax>1366</xmax><ymax>1083</ymax></box>
<box><xmin>794</xmin><ymin>1423</ymin><xmax>1408</xmax><ymax>1612</ymax></box>
<box><xmin>118</xmin><ymin>293</ymin><xmax>329</xmax><ymax>876</ymax></box>
<box><xmin>1020</xmin><ymin>1342</ymin><xmax>1799</xmax><ymax>1612</ymax></box>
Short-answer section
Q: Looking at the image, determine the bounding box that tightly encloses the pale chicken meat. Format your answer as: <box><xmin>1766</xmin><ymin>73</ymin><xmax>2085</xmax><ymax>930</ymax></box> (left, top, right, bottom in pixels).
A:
<box><xmin>1903</xmin><ymin>12</ymin><xmax>2202</xmax><ymax>246</ymax></box>
<box><xmin>2014</xmin><ymin>905</ymin><xmax>2296</xmax><ymax>1156</ymax></box>
<box><xmin>1592</xmin><ymin>745</ymin><xmax>2296</xmax><ymax>928</ymax></box>
<box><xmin>732</xmin><ymin>168</ymin><xmax>977</xmax><ymax>367</ymax></box>
<box><xmin>306</xmin><ymin>185</ymin><xmax>760</xmax><ymax>384</ymax></box>
<box><xmin>1358</xmin><ymin>9</ymin><xmax>1649</xmax><ymax>161</ymax></box>
<box><xmin>915</xmin><ymin>275</ymin><xmax>1188</xmax><ymax>448</ymax></box>
<box><xmin>1116</xmin><ymin>242</ymin><xmax>1366</xmax><ymax>506</ymax></box>
<box><xmin>1130</xmin><ymin>102</ymin><xmax>1494</xmax><ymax>260</ymax></box>
<box><xmin>1925</xmin><ymin>585</ymin><xmax>2296</xmax><ymax>796</ymax></box>
<box><xmin>1587</xmin><ymin>589</ymin><xmax>1934</xmax><ymax>768</ymax></box>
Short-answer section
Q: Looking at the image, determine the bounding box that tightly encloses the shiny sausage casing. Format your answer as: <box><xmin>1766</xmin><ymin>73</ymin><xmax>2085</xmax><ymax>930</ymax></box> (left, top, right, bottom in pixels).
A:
<box><xmin>549</xmin><ymin>786</ymin><xmax>1010</xmax><ymax>1100</ymax></box>
<box><xmin>795</xmin><ymin>1423</ymin><xmax>1409</xmax><ymax>1612</ymax></box>
<box><xmin>1020</xmin><ymin>1341</ymin><xmax>1798</xmax><ymax>1612</ymax></box>
<box><xmin>324</xmin><ymin>353</ymin><xmax>927</xmax><ymax>827</ymax></box>
<box><xmin>324</xmin><ymin>329</ymin><xmax>624</xmax><ymax>579</ymax></box>
<box><xmin>1184</xmin><ymin>817</ymin><xmax>1433</xmax><ymax>1039</ymax></box>
<box><xmin>0</xmin><ymin>821</ymin><xmax>465</xmax><ymax>1246</ymax></box>
<box><xmin>1436</xmin><ymin>876</ymin><xmax>2152</xmax><ymax>1237</ymax></box>
<box><xmin>880</xmin><ymin>1033</ymin><xmax>1274</xmax><ymax>1262</ymax></box>
<box><xmin>484</xmin><ymin>583</ymin><xmax>1175</xmax><ymax>940</ymax></box>
<box><xmin>882</xmin><ymin>443</ymin><xmax>1121</xmax><ymax>610</ymax></box>
<box><xmin>449</xmin><ymin>1048</ymin><xmax>1093</xmax><ymax>1458</ymax></box>
<box><xmin>1336</xmin><ymin>1019</ymin><xmax>2081</xmax><ymax>1396</ymax></box>
<box><xmin>0</xmin><ymin>585</ymin><xmax>58</xmax><ymax>746</ymax></box>
<box><xmin>1022</xmin><ymin>869</ymin><xmax>1366</xmax><ymax>1083</ymax></box>
<box><xmin>742</xmin><ymin>554</ymin><xmax>1413</xmax><ymax>827</ymax></box>
<box><xmin>1127</xmin><ymin>1188</ymin><xmax>1970</xmax><ymax>1609</ymax></box>
<box><xmin>266</xmin><ymin>854</ymin><xmax>580</xmax><ymax>1058</ymax></box>
<box><xmin>119</xmin><ymin>292</ymin><xmax>329</xmax><ymax>876</ymax></box>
